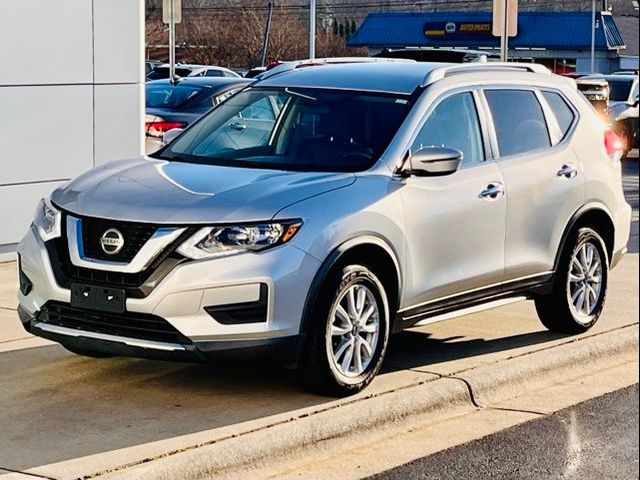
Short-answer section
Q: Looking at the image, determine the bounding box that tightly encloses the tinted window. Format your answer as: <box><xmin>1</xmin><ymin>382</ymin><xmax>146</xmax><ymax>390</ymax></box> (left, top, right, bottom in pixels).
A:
<box><xmin>485</xmin><ymin>90</ymin><xmax>551</xmax><ymax>157</ymax></box>
<box><xmin>146</xmin><ymin>84</ymin><xmax>205</xmax><ymax>108</ymax></box>
<box><xmin>412</xmin><ymin>93</ymin><xmax>484</xmax><ymax>167</ymax></box>
<box><xmin>607</xmin><ymin>78</ymin><xmax>634</xmax><ymax>101</ymax></box>
<box><xmin>542</xmin><ymin>91</ymin><xmax>575</xmax><ymax>142</ymax></box>
<box><xmin>160</xmin><ymin>87</ymin><xmax>413</xmax><ymax>172</ymax></box>
<box><xmin>205</xmin><ymin>69</ymin><xmax>223</xmax><ymax>77</ymax></box>
<box><xmin>239</xmin><ymin>97</ymin><xmax>275</xmax><ymax>120</ymax></box>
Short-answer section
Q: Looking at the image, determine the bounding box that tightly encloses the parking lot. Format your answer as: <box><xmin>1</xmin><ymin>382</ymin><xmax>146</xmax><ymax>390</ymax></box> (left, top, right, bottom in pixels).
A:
<box><xmin>0</xmin><ymin>158</ymin><xmax>637</xmax><ymax>478</ymax></box>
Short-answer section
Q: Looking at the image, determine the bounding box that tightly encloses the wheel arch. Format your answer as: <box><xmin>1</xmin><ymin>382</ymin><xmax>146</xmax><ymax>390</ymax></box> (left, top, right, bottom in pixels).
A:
<box><xmin>554</xmin><ymin>204</ymin><xmax>616</xmax><ymax>271</ymax></box>
<box><xmin>299</xmin><ymin>236</ymin><xmax>403</xmax><ymax>335</ymax></box>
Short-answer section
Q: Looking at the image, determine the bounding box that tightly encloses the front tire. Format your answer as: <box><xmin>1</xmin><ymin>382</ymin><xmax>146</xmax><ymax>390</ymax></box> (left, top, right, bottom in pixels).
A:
<box><xmin>535</xmin><ymin>227</ymin><xmax>609</xmax><ymax>333</ymax></box>
<box><xmin>300</xmin><ymin>264</ymin><xmax>390</xmax><ymax>396</ymax></box>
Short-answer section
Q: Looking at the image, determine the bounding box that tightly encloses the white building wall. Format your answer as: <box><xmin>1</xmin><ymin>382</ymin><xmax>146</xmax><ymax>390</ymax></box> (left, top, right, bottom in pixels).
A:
<box><xmin>0</xmin><ymin>0</ymin><xmax>144</xmax><ymax>260</ymax></box>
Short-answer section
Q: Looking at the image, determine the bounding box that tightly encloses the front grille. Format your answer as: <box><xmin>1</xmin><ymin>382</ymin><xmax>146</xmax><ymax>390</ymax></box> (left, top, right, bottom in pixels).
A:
<box><xmin>46</xmin><ymin>213</ymin><xmax>195</xmax><ymax>299</ymax></box>
<box><xmin>38</xmin><ymin>301</ymin><xmax>191</xmax><ymax>345</ymax></box>
<box><xmin>81</xmin><ymin>217</ymin><xmax>157</xmax><ymax>262</ymax></box>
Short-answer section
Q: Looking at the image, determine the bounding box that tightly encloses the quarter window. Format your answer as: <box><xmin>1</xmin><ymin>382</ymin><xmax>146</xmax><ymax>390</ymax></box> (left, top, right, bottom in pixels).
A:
<box><xmin>411</xmin><ymin>92</ymin><xmax>485</xmax><ymax>167</ymax></box>
<box><xmin>485</xmin><ymin>90</ymin><xmax>551</xmax><ymax>157</ymax></box>
<box><xmin>542</xmin><ymin>91</ymin><xmax>575</xmax><ymax>143</ymax></box>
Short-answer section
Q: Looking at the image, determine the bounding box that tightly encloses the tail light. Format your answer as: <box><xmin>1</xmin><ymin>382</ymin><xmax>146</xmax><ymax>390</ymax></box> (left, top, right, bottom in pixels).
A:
<box><xmin>145</xmin><ymin>120</ymin><xmax>187</xmax><ymax>138</ymax></box>
<box><xmin>604</xmin><ymin>129</ymin><xmax>624</xmax><ymax>158</ymax></box>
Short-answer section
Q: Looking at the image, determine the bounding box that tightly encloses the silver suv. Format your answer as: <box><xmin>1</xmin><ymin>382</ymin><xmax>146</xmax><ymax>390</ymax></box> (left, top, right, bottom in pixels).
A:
<box><xmin>17</xmin><ymin>60</ymin><xmax>632</xmax><ymax>396</ymax></box>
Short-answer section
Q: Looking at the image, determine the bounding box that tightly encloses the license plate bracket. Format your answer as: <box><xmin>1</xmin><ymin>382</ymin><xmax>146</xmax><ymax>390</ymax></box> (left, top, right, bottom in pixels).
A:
<box><xmin>70</xmin><ymin>284</ymin><xmax>126</xmax><ymax>314</ymax></box>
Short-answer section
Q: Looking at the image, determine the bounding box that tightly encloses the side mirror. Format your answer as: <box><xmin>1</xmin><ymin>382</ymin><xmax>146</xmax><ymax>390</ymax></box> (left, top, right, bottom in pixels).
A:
<box><xmin>406</xmin><ymin>146</ymin><xmax>463</xmax><ymax>176</ymax></box>
<box><xmin>162</xmin><ymin>128</ymin><xmax>184</xmax><ymax>146</ymax></box>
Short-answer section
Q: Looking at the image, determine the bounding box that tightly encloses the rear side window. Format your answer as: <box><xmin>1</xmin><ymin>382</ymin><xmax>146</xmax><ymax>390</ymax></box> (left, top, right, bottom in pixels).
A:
<box><xmin>205</xmin><ymin>69</ymin><xmax>223</xmax><ymax>77</ymax></box>
<box><xmin>485</xmin><ymin>90</ymin><xmax>551</xmax><ymax>157</ymax></box>
<box><xmin>542</xmin><ymin>91</ymin><xmax>575</xmax><ymax>142</ymax></box>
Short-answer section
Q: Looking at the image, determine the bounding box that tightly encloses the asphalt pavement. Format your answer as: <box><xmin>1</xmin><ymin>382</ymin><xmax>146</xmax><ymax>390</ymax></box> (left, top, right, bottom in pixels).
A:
<box><xmin>370</xmin><ymin>385</ymin><xmax>639</xmax><ymax>480</ymax></box>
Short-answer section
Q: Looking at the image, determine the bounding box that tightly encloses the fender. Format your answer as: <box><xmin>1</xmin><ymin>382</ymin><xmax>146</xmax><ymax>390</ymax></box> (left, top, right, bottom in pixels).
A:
<box><xmin>298</xmin><ymin>235</ymin><xmax>403</xmax><ymax>336</ymax></box>
<box><xmin>553</xmin><ymin>202</ymin><xmax>615</xmax><ymax>272</ymax></box>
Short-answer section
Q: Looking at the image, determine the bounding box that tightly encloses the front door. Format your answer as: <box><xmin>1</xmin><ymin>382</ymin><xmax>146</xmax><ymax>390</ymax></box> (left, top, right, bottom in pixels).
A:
<box><xmin>400</xmin><ymin>91</ymin><xmax>507</xmax><ymax>310</ymax></box>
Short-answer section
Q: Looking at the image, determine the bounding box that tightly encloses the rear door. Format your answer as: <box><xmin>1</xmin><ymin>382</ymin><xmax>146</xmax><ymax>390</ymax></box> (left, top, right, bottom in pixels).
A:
<box><xmin>483</xmin><ymin>88</ymin><xmax>585</xmax><ymax>283</ymax></box>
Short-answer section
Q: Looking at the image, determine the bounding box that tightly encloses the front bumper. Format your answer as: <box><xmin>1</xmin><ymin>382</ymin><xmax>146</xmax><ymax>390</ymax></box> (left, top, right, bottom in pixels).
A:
<box><xmin>17</xmin><ymin>226</ymin><xmax>319</xmax><ymax>360</ymax></box>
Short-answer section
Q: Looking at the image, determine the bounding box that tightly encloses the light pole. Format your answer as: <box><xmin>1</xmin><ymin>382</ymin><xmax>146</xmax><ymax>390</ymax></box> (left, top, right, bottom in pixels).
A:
<box><xmin>310</xmin><ymin>0</ymin><xmax>316</xmax><ymax>60</ymax></box>
<box><xmin>500</xmin><ymin>0</ymin><xmax>509</xmax><ymax>61</ymax></box>
<box><xmin>590</xmin><ymin>0</ymin><xmax>597</xmax><ymax>73</ymax></box>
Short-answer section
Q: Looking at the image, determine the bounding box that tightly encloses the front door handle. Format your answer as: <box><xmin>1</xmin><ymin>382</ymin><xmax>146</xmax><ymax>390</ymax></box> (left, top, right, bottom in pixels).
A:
<box><xmin>479</xmin><ymin>182</ymin><xmax>505</xmax><ymax>200</ymax></box>
<box><xmin>557</xmin><ymin>164</ymin><xmax>578</xmax><ymax>179</ymax></box>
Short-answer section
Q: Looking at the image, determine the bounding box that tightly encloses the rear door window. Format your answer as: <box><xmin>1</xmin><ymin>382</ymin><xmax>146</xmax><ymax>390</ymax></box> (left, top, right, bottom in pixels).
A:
<box><xmin>541</xmin><ymin>91</ymin><xmax>576</xmax><ymax>143</ymax></box>
<box><xmin>485</xmin><ymin>90</ymin><xmax>551</xmax><ymax>157</ymax></box>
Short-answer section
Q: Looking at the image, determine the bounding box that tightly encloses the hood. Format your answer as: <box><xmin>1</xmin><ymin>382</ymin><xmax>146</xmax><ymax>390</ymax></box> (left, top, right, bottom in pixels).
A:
<box><xmin>52</xmin><ymin>157</ymin><xmax>355</xmax><ymax>224</ymax></box>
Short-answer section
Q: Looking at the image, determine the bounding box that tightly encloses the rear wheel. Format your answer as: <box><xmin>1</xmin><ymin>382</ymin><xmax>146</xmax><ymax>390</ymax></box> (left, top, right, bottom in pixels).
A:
<box><xmin>535</xmin><ymin>227</ymin><xmax>609</xmax><ymax>333</ymax></box>
<box><xmin>300</xmin><ymin>264</ymin><xmax>390</xmax><ymax>396</ymax></box>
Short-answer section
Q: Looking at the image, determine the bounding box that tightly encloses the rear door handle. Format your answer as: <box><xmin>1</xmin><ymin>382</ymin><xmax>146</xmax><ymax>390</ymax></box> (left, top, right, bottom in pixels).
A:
<box><xmin>557</xmin><ymin>164</ymin><xmax>578</xmax><ymax>179</ymax></box>
<box><xmin>479</xmin><ymin>182</ymin><xmax>505</xmax><ymax>200</ymax></box>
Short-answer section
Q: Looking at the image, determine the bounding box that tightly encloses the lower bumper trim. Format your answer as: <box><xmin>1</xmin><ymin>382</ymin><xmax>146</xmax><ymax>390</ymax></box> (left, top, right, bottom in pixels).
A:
<box><xmin>32</xmin><ymin>322</ymin><xmax>186</xmax><ymax>352</ymax></box>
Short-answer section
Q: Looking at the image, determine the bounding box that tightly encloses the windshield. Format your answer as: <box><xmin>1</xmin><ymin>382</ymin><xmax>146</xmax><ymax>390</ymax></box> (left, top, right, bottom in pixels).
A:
<box><xmin>607</xmin><ymin>78</ymin><xmax>634</xmax><ymax>101</ymax></box>
<box><xmin>157</xmin><ymin>87</ymin><xmax>413</xmax><ymax>172</ymax></box>
<box><xmin>146</xmin><ymin>84</ymin><xmax>205</xmax><ymax>108</ymax></box>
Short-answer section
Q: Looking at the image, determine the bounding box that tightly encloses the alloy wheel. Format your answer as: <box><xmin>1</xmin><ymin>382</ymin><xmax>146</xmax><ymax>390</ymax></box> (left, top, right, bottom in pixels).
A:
<box><xmin>567</xmin><ymin>242</ymin><xmax>603</xmax><ymax>323</ymax></box>
<box><xmin>327</xmin><ymin>284</ymin><xmax>381</xmax><ymax>378</ymax></box>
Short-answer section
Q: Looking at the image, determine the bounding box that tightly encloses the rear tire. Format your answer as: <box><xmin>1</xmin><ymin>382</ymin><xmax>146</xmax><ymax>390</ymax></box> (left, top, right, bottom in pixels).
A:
<box><xmin>535</xmin><ymin>227</ymin><xmax>609</xmax><ymax>333</ymax></box>
<box><xmin>300</xmin><ymin>264</ymin><xmax>390</xmax><ymax>397</ymax></box>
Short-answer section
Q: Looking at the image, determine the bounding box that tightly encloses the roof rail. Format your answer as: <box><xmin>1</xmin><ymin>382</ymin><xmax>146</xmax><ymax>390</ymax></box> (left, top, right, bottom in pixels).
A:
<box><xmin>256</xmin><ymin>57</ymin><xmax>415</xmax><ymax>81</ymax></box>
<box><xmin>421</xmin><ymin>62</ymin><xmax>551</xmax><ymax>87</ymax></box>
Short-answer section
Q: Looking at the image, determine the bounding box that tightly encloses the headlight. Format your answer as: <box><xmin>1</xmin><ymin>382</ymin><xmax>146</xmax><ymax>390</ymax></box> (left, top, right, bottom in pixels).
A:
<box><xmin>176</xmin><ymin>221</ymin><xmax>302</xmax><ymax>260</ymax></box>
<box><xmin>33</xmin><ymin>198</ymin><xmax>62</xmax><ymax>242</ymax></box>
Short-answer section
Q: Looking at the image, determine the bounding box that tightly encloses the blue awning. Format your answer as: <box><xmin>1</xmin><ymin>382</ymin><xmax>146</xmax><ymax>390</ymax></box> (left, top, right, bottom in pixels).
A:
<box><xmin>348</xmin><ymin>11</ymin><xmax>626</xmax><ymax>51</ymax></box>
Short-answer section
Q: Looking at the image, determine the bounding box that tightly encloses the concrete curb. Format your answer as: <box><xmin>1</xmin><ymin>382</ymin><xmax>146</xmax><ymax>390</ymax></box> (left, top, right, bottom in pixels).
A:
<box><xmin>98</xmin><ymin>323</ymin><xmax>638</xmax><ymax>480</ymax></box>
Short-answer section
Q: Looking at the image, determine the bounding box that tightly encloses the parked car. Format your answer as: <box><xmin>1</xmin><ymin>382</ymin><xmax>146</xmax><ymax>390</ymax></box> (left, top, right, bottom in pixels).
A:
<box><xmin>145</xmin><ymin>59</ymin><xmax>163</xmax><ymax>77</ymax></box>
<box><xmin>562</xmin><ymin>72</ymin><xmax>591</xmax><ymax>79</ymax></box>
<box><xmin>18</xmin><ymin>60</ymin><xmax>631</xmax><ymax>396</ymax></box>
<box><xmin>145</xmin><ymin>77</ymin><xmax>251</xmax><ymax>153</ymax></box>
<box><xmin>147</xmin><ymin>64</ymin><xmax>241</xmax><ymax>81</ymax></box>
<box><xmin>576</xmin><ymin>77</ymin><xmax>611</xmax><ymax>120</ymax></box>
<box><xmin>582</xmin><ymin>74</ymin><xmax>639</xmax><ymax>157</ymax></box>
<box><xmin>245</xmin><ymin>66</ymin><xmax>267</xmax><ymax>78</ymax></box>
<box><xmin>374</xmin><ymin>48</ymin><xmax>499</xmax><ymax>63</ymax></box>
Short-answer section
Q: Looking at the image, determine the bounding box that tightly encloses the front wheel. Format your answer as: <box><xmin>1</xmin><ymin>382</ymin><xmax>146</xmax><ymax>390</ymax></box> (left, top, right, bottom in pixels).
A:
<box><xmin>535</xmin><ymin>227</ymin><xmax>609</xmax><ymax>333</ymax></box>
<box><xmin>300</xmin><ymin>265</ymin><xmax>390</xmax><ymax>396</ymax></box>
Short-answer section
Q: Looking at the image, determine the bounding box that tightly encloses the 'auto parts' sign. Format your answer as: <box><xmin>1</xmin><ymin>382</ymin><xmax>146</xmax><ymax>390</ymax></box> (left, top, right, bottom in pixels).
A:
<box><xmin>424</xmin><ymin>21</ymin><xmax>492</xmax><ymax>39</ymax></box>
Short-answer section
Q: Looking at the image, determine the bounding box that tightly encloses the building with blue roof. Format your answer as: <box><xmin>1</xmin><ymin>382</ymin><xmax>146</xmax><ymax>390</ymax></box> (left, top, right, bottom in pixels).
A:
<box><xmin>348</xmin><ymin>11</ymin><xmax>632</xmax><ymax>74</ymax></box>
